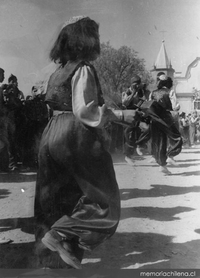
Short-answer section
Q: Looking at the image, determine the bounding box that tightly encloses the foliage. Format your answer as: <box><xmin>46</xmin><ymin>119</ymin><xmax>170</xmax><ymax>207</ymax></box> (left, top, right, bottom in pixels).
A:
<box><xmin>92</xmin><ymin>42</ymin><xmax>153</xmax><ymax>107</ymax></box>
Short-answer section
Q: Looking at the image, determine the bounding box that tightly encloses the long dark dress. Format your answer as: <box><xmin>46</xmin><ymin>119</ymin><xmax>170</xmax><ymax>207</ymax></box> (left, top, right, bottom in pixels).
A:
<box><xmin>34</xmin><ymin>61</ymin><xmax>120</xmax><ymax>259</ymax></box>
<box><xmin>149</xmin><ymin>88</ymin><xmax>182</xmax><ymax>166</ymax></box>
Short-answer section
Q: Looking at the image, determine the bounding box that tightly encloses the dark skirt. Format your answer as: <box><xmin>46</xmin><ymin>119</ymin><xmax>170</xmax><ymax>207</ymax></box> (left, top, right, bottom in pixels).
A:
<box><xmin>34</xmin><ymin>112</ymin><xmax>120</xmax><ymax>252</ymax></box>
<box><xmin>150</xmin><ymin>109</ymin><xmax>182</xmax><ymax>166</ymax></box>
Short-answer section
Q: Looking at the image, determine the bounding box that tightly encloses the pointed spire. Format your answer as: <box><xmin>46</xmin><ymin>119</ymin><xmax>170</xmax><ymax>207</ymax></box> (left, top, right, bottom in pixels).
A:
<box><xmin>154</xmin><ymin>40</ymin><xmax>171</xmax><ymax>69</ymax></box>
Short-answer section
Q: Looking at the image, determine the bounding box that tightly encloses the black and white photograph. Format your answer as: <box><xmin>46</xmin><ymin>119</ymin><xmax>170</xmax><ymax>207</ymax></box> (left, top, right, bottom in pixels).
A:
<box><xmin>0</xmin><ymin>0</ymin><xmax>200</xmax><ymax>277</ymax></box>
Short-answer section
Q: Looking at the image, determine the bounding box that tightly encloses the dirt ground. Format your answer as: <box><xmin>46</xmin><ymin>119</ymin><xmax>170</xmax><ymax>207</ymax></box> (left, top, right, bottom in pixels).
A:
<box><xmin>0</xmin><ymin>145</ymin><xmax>200</xmax><ymax>271</ymax></box>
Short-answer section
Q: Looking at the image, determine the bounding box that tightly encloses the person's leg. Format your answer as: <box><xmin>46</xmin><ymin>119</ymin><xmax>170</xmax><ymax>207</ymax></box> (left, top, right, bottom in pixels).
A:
<box><xmin>186</xmin><ymin>127</ymin><xmax>191</xmax><ymax>147</ymax></box>
<box><xmin>42</xmin><ymin>148</ymin><xmax>120</xmax><ymax>268</ymax></box>
<box><xmin>136</xmin><ymin>122</ymin><xmax>151</xmax><ymax>145</ymax></box>
<box><xmin>124</xmin><ymin>126</ymin><xmax>136</xmax><ymax>165</ymax></box>
<box><xmin>190</xmin><ymin>126</ymin><xmax>195</xmax><ymax>146</ymax></box>
<box><xmin>0</xmin><ymin>140</ymin><xmax>9</xmax><ymax>171</ymax></box>
<box><xmin>151</xmin><ymin>122</ymin><xmax>167</xmax><ymax>165</ymax></box>
<box><xmin>51</xmin><ymin>147</ymin><xmax>120</xmax><ymax>249</ymax></box>
<box><xmin>34</xmin><ymin>117</ymin><xmax>84</xmax><ymax>268</ymax></box>
<box><xmin>38</xmin><ymin>116</ymin><xmax>120</xmax><ymax>268</ymax></box>
<box><xmin>151</xmin><ymin>121</ymin><xmax>171</xmax><ymax>174</ymax></box>
<box><xmin>149</xmin><ymin>114</ymin><xmax>182</xmax><ymax>168</ymax></box>
<box><xmin>166</xmin><ymin>126</ymin><xmax>182</xmax><ymax>159</ymax></box>
<box><xmin>135</xmin><ymin>121</ymin><xmax>151</xmax><ymax>155</ymax></box>
<box><xmin>35</xmin><ymin>144</ymin><xmax>85</xmax><ymax>268</ymax></box>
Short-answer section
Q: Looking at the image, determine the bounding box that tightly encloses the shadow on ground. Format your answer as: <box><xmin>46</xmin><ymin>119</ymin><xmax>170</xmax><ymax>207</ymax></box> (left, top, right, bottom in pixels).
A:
<box><xmin>83</xmin><ymin>231</ymin><xmax>200</xmax><ymax>269</ymax></box>
<box><xmin>173</xmin><ymin>170</ymin><xmax>200</xmax><ymax>176</ymax></box>
<box><xmin>0</xmin><ymin>172</ymin><xmax>36</xmax><ymax>183</ymax></box>
<box><xmin>0</xmin><ymin>240</ymin><xmax>69</xmax><ymax>269</ymax></box>
<box><xmin>120</xmin><ymin>184</ymin><xmax>200</xmax><ymax>200</ymax></box>
<box><xmin>0</xmin><ymin>189</ymin><xmax>11</xmax><ymax>199</ymax></box>
<box><xmin>0</xmin><ymin>217</ymin><xmax>35</xmax><ymax>234</ymax></box>
<box><xmin>120</xmin><ymin>206</ymin><xmax>194</xmax><ymax>221</ymax></box>
<box><xmin>168</xmin><ymin>163</ymin><xmax>200</xmax><ymax>168</ymax></box>
<box><xmin>1</xmin><ymin>231</ymin><xmax>200</xmax><ymax>269</ymax></box>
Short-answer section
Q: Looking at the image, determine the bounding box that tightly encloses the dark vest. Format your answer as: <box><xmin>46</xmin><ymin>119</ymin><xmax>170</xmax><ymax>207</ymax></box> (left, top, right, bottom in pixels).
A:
<box><xmin>151</xmin><ymin>88</ymin><xmax>172</xmax><ymax>111</ymax></box>
<box><xmin>45</xmin><ymin>60</ymin><xmax>104</xmax><ymax>111</ymax></box>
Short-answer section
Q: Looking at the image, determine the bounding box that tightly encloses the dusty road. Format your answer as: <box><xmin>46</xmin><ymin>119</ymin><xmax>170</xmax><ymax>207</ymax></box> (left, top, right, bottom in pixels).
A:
<box><xmin>0</xmin><ymin>146</ymin><xmax>200</xmax><ymax>270</ymax></box>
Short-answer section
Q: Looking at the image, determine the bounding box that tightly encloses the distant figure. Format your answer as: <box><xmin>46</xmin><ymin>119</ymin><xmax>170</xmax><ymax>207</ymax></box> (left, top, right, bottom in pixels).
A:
<box><xmin>0</xmin><ymin>68</ymin><xmax>10</xmax><ymax>171</ymax></box>
<box><xmin>189</xmin><ymin>110</ymin><xmax>199</xmax><ymax>146</ymax></box>
<box><xmin>8</xmin><ymin>74</ymin><xmax>25</xmax><ymax>102</ymax></box>
<box><xmin>179</xmin><ymin>112</ymin><xmax>191</xmax><ymax>147</ymax></box>
<box><xmin>0</xmin><ymin>68</ymin><xmax>5</xmax><ymax>83</ymax></box>
<box><xmin>3</xmin><ymin>74</ymin><xmax>26</xmax><ymax>169</ymax></box>
<box><xmin>22</xmin><ymin>85</ymin><xmax>49</xmax><ymax>168</ymax></box>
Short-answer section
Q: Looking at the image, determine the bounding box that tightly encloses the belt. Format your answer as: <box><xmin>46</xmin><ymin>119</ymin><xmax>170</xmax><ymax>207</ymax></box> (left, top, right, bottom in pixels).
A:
<box><xmin>53</xmin><ymin>110</ymin><xmax>73</xmax><ymax>116</ymax></box>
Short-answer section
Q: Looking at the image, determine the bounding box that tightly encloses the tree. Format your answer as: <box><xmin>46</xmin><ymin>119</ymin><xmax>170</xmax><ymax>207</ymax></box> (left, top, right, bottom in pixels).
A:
<box><xmin>93</xmin><ymin>42</ymin><xmax>152</xmax><ymax>107</ymax></box>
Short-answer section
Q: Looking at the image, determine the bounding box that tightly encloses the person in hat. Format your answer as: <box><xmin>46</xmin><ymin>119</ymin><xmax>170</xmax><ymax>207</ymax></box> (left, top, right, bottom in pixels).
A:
<box><xmin>34</xmin><ymin>16</ymin><xmax>141</xmax><ymax>269</ymax></box>
<box><xmin>122</xmin><ymin>75</ymin><xmax>151</xmax><ymax>164</ymax></box>
<box><xmin>122</xmin><ymin>75</ymin><xmax>142</xmax><ymax>108</ymax></box>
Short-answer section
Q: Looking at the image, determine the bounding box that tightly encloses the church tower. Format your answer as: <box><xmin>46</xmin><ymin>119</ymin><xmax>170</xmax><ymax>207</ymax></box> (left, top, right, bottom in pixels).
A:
<box><xmin>151</xmin><ymin>40</ymin><xmax>175</xmax><ymax>81</ymax></box>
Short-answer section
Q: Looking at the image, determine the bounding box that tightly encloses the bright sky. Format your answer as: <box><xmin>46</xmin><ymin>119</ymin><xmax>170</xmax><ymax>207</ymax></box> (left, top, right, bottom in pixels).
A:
<box><xmin>0</xmin><ymin>0</ymin><xmax>200</xmax><ymax>95</ymax></box>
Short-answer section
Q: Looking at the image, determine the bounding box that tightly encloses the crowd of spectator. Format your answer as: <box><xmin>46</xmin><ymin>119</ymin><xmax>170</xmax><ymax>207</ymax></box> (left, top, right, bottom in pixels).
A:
<box><xmin>179</xmin><ymin>110</ymin><xmax>200</xmax><ymax>147</ymax></box>
<box><xmin>0</xmin><ymin>67</ymin><xmax>50</xmax><ymax>172</ymax></box>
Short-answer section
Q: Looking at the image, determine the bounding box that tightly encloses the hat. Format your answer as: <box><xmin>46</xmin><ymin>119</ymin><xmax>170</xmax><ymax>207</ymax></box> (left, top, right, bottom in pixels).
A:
<box><xmin>131</xmin><ymin>75</ymin><xmax>141</xmax><ymax>84</ymax></box>
<box><xmin>62</xmin><ymin>15</ymin><xmax>87</xmax><ymax>29</ymax></box>
<box><xmin>158</xmin><ymin>74</ymin><xmax>167</xmax><ymax>81</ymax></box>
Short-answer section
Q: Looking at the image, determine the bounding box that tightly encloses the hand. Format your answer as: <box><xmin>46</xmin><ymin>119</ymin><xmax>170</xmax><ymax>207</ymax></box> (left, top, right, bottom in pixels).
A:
<box><xmin>122</xmin><ymin>109</ymin><xmax>143</xmax><ymax>124</ymax></box>
<box><xmin>122</xmin><ymin>91</ymin><xmax>134</xmax><ymax>106</ymax></box>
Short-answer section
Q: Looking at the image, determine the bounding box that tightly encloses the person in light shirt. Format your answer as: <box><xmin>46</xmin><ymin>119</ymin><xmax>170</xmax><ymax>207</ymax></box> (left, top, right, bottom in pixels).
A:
<box><xmin>189</xmin><ymin>110</ymin><xmax>199</xmax><ymax>146</ymax></box>
<box><xmin>34</xmin><ymin>16</ymin><xmax>141</xmax><ymax>269</ymax></box>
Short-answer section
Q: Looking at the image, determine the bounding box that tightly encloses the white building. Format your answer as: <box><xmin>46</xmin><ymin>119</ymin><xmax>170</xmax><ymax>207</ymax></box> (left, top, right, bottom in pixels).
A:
<box><xmin>150</xmin><ymin>40</ymin><xmax>200</xmax><ymax>114</ymax></box>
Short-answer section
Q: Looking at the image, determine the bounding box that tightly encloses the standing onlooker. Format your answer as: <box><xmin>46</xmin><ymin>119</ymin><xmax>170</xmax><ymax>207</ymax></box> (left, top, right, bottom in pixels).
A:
<box><xmin>3</xmin><ymin>75</ymin><xmax>26</xmax><ymax>169</ymax></box>
<box><xmin>179</xmin><ymin>112</ymin><xmax>191</xmax><ymax>147</ymax></box>
<box><xmin>34</xmin><ymin>15</ymin><xmax>141</xmax><ymax>269</ymax></box>
<box><xmin>189</xmin><ymin>110</ymin><xmax>199</xmax><ymax>146</ymax></box>
<box><xmin>0</xmin><ymin>68</ymin><xmax>10</xmax><ymax>171</ymax></box>
<box><xmin>8</xmin><ymin>74</ymin><xmax>25</xmax><ymax>102</ymax></box>
<box><xmin>196</xmin><ymin>120</ymin><xmax>200</xmax><ymax>143</ymax></box>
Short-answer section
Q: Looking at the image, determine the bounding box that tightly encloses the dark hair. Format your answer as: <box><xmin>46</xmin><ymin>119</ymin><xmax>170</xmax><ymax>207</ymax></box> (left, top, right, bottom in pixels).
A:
<box><xmin>157</xmin><ymin>76</ymin><xmax>173</xmax><ymax>90</ymax></box>
<box><xmin>0</xmin><ymin>68</ymin><xmax>4</xmax><ymax>73</ymax></box>
<box><xmin>131</xmin><ymin>75</ymin><xmax>141</xmax><ymax>85</ymax></box>
<box><xmin>50</xmin><ymin>17</ymin><xmax>100</xmax><ymax>66</ymax></box>
<box><xmin>179</xmin><ymin>112</ymin><xmax>185</xmax><ymax>117</ymax></box>
<box><xmin>8</xmin><ymin>74</ymin><xmax>17</xmax><ymax>83</ymax></box>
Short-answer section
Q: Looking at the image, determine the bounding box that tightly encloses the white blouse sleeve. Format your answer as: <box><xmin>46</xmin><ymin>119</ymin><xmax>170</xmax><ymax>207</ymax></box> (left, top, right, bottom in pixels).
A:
<box><xmin>169</xmin><ymin>88</ymin><xmax>180</xmax><ymax>111</ymax></box>
<box><xmin>71</xmin><ymin>65</ymin><xmax>107</xmax><ymax>128</ymax></box>
<box><xmin>71</xmin><ymin>65</ymin><xmax>124</xmax><ymax>127</ymax></box>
